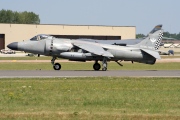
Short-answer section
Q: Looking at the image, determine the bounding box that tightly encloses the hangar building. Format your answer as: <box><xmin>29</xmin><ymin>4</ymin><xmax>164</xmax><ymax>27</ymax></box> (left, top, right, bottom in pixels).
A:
<box><xmin>0</xmin><ymin>23</ymin><xmax>136</xmax><ymax>50</ymax></box>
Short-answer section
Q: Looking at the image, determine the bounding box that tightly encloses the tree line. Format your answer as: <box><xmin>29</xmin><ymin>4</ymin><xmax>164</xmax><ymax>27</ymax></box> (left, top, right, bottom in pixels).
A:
<box><xmin>163</xmin><ymin>32</ymin><xmax>180</xmax><ymax>40</ymax></box>
<box><xmin>136</xmin><ymin>32</ymin><xmax>180</xmax><ymax>40</ymax></box>
<box><xmin>0</xmin><ymin>9</ymin><xmax>40</xmax><ymax>24</ymax></box>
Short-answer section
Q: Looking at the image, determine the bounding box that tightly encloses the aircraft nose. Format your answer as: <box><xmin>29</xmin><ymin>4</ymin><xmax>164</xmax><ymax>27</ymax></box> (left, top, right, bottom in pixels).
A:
<box><xmin>7</xmin><ymin>42</ymin><xmax>18</xmax><ymax>50</ymax></box>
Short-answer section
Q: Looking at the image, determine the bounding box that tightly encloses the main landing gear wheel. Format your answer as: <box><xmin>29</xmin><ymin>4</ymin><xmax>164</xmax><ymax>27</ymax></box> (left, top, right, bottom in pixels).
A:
<box><xmin>93</xmin><ymin>63</ymin><xmax>101</xmax><ymax>71</ymax></box>
<box><xmin>53</xmin><ymin>63</ymin><xmax>61</xmax><ymax>70</ymax></box>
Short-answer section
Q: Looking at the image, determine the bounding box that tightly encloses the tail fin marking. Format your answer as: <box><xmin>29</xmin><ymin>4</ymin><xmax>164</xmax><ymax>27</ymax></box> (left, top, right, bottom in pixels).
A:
<box><xmin>135</xmin><ymin>25</ymin><xmax>163</xmax><ymax>51</ymax></box>
<box><xmin>154</xmin><ymin>31</ymin><xmax>163</xmax><ymax>50</ymax></box>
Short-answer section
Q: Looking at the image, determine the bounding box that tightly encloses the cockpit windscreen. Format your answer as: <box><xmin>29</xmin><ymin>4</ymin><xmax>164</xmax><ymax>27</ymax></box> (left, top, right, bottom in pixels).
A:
<box><xmin>30</xmin><ymin>34</ymin><xmax>53</xmax><ymax>41</ymax></box>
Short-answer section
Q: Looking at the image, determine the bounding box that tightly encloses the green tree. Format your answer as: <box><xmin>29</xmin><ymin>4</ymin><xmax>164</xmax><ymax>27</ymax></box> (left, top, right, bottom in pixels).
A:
<box><xmin>163</xmin><ymin>32</ymin><xmax>170</xmax><ymax>38</ymax></box>
<box><xmin>163</xmin><ymin>32</ymin><xmax>180</xmax><ymax>40</ymax></box>
<box><xmin>13</xmin><ymin>11</ymin><xmax>20</xmax><ymax>23</ymax></box>
<box><xmin>0</xmin><ymin>9</ymin><xmax>40</xmax><ymax>24</ymax></box>
<box><xmin>176</xmin><ymin>32</ymin><xmax>180</xmax><ymax>39</ymax></box>
<box><xmin>136</xmin><ymin>34</ymin><xmax>145</xmax><ymax>39</ymax></box>
<box><xmin>137</xmin><ymin>32</ymin><xmax>180</xmax><ymax>40</ymax></box>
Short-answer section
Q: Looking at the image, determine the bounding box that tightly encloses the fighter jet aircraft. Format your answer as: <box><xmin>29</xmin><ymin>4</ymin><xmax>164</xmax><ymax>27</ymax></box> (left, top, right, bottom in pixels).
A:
<box><xmin>7</xmin><ymin>25</ymin><xmax>163</xmax><ymax>71</ymax></box>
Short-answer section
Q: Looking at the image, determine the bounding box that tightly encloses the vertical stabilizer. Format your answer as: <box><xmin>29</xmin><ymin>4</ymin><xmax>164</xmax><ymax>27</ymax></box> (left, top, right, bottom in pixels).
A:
<box><xmin>149</xmin><ymin>24</ymin><xmax>162</xmax><ymax>34</ymax></box>
<box><xmin>135</xmin><ymin>25</ymin><xmax>163</xmax><ymax>50</ymax></box>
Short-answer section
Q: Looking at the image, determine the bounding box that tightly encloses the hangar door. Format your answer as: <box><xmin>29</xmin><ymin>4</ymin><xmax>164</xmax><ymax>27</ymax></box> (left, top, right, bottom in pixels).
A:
<box><xmin>0</xmin><ymin>34</ymin><xmax>5</xmax><ymax>50</ymax></box>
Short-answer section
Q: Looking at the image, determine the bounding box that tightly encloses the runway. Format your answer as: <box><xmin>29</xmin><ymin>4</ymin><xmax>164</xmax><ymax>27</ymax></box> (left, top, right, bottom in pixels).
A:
<box><xmin>0</xmin><ymin>70</ymin><xmax>179</xmax><ymax>78</ymax></box>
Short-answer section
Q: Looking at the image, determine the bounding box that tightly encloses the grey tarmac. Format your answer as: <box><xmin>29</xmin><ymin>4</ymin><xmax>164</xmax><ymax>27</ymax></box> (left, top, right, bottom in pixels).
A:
<box><xmin>0</xmin><ymin>70</ymin><xmax>179</xmax><ymax>78</ymax></box>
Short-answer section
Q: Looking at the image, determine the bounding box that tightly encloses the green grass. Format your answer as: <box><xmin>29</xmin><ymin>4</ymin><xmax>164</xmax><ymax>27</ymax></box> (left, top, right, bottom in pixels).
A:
<box><xmin>0</xmin><ymin>56</ymin><xmax>53</xmax><ymax>60</ymax></box>
<box><xmin>0</xmin><ymin>62</ymin><xmax>179</xmax><ymax>70</ymax></box>
<box><xmin>0</xmin><ymin>77</ymin><xmax>179</xmax><ymax>119</ymax></box>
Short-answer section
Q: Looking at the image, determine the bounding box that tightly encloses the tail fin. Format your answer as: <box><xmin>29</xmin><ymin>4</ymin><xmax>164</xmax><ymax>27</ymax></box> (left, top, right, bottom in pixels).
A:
<box><xmin>135</xmin><ymin>24</ymin><xmax>163</xmax><ymax>50</ymax></box>
<box><xmin>149</xmin><ymin>24</ymin><xmax>162</xmax><ymax>34</ymax></box>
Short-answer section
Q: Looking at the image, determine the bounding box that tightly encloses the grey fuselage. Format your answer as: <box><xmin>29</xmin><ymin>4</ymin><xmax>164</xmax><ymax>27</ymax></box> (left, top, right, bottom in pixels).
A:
<box><xmin>15</xmin><ymin>38</ymin><xmax>156</xmax><ymax>64</ymax></box>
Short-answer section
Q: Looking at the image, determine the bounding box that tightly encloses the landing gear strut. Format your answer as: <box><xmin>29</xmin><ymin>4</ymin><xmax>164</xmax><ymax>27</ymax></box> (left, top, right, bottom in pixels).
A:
<box><xmin>93</xmin><ymin>61</ymin><xmax>101</xmax><ymax>71</ymax></box>
<box><xmin>51</xmin><ymin>57</ymin><xmax>61</xmax><ymax>70</ymax></box>
<box><xmin>115</xmin><ymin>60</ymin><xmax>123</xmax><ymax>66</ymax></box>
<box><xmin>102</xmin><ymin>57</ymin><xmax>107</xmax><ymax>71</ymax></box>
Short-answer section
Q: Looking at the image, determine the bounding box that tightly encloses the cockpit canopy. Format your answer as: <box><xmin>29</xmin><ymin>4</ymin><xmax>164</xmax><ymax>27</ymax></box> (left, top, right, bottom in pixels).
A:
<box><xmin>30</xmin><ymin>34</ymin><xmax>54</xmax><ymax>41</ymax></box>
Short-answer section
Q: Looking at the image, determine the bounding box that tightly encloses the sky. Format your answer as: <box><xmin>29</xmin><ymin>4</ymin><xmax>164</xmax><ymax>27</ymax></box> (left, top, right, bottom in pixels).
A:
<box><xmin>0</xmin><ymin>0</ymin><xmax>180</xmax><ymax>34</ymax></box>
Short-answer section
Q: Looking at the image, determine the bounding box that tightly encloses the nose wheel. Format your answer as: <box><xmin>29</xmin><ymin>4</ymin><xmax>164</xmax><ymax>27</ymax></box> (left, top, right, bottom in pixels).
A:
<box><xmin>53</xmin><ymin>63</ymin><xmax>61</xmax><ymax>70</ymax></box>
<box><xmin>51</xmin><ymin>57</ymin><xmax>61</xmax><ymax>70</ymax></box>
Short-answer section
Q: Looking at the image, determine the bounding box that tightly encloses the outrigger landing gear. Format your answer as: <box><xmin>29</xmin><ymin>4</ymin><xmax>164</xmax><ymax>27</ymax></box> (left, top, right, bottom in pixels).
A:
<box><xmin>115</xmin><ymin>60</ymin><xmax>123</xmax><ymax>66</ymax></box>
<box><xmin>102</xmin><ymin>57</ymin><xmax>108</xmax><ymax>71</ymax></box>
<box><xmin>51</xmin><ymin>57</ymin><xmax>61</xmax><ymax>70</ymax></box>
<box><xmin>93</xmin><ymin>61</ymin><xmax>101</xmax><ymax>71</ymax></box>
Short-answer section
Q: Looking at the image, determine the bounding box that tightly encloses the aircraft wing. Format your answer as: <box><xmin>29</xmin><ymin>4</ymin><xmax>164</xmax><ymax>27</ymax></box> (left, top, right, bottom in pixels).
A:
<box><xmin>79</xmin><ymin>39</ymin><xmax>142</xmax><ymax>45</ymax></box>
<box><xmin>141</xmin><ymin>48</ymin><xmax>161</xmax><ymax>59</ymax></box>
<box><xmin>72</xmin><ymin>41</ymin><xmax>114</xmax><ymax>57</ymax></box>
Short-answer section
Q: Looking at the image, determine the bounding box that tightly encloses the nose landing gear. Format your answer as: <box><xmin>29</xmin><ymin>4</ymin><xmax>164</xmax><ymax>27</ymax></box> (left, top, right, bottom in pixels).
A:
<box><xmin>53</xmin><ymin>63</ymin><xmax>61</xmax><ymax>70</ymax></box>
<box><xmin>51</xmin><ymin>57</ymin><xmax>61</xmax><ymax>70</ymax></box>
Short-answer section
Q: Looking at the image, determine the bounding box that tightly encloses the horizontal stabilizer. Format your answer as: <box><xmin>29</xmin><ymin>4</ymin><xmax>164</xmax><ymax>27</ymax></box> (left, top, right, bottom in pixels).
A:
<box><xmin>72</xmin><ymin>41</ymin><xmax>114</xmax><ymax>57</ymax></box>
<box><xmin>141</xmin><ymin>49</ymin><xmax>161</xmax><ymax>59</ymax></box>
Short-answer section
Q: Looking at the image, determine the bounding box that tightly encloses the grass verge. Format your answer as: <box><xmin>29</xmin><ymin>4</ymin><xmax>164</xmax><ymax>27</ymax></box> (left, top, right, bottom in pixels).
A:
<box><xmin>0</xmin><ymin>62</ymin><xmax>179</xmax><ymax>70</ymax></box>
<box><xmin>0</xmin><ymin>77</ymin><xmax>179</xmax><ymax>119</ymax></box>
<box><xmin>0</xmin><ymin>56</ymin><xmax>53</xmax><ymax>60</ymax></box>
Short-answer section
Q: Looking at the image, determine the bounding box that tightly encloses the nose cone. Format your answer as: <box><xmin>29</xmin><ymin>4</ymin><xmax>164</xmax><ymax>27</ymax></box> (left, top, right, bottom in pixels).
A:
<box><xmin>7</xmin><ymin>42</ymin><xmax>18</xmax><ymax>50</ymax></box>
